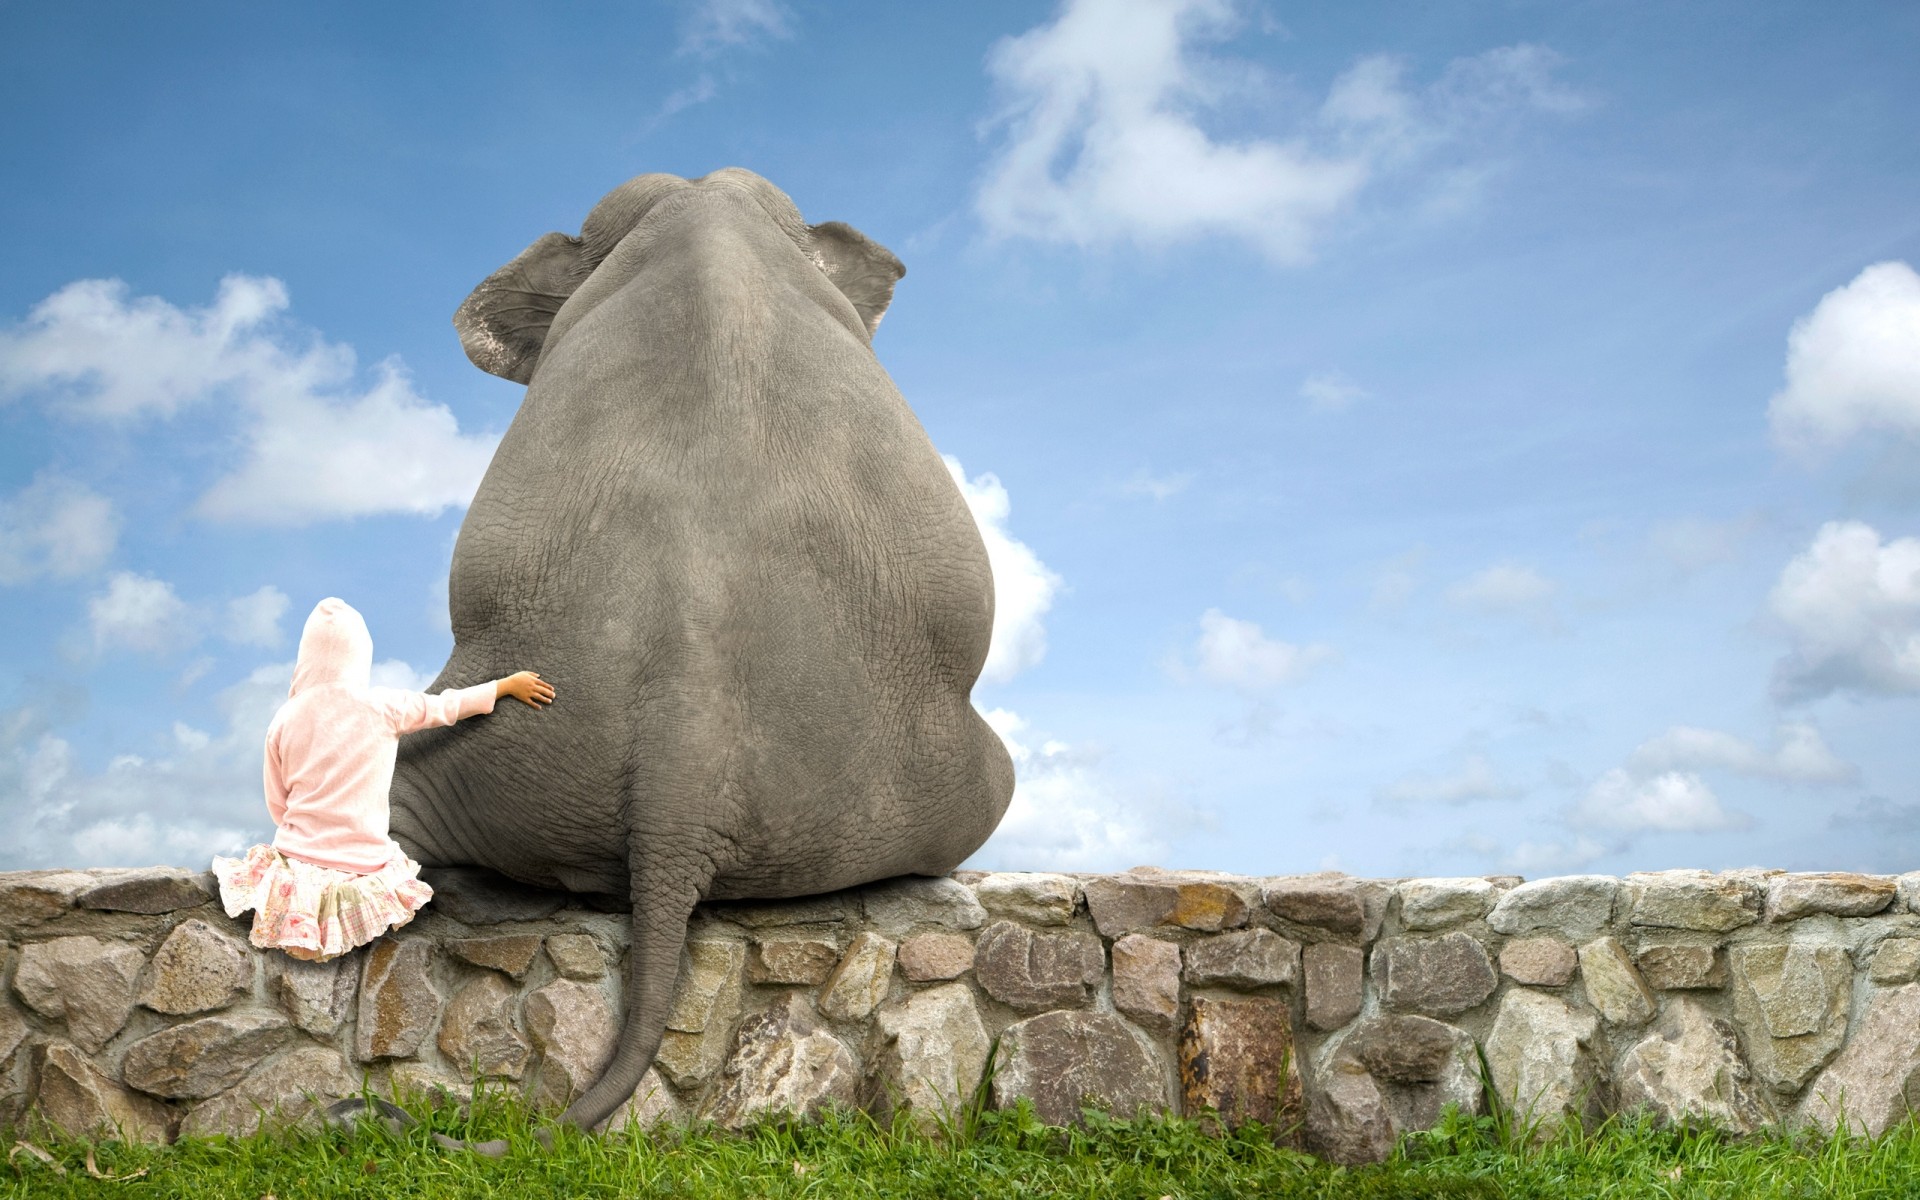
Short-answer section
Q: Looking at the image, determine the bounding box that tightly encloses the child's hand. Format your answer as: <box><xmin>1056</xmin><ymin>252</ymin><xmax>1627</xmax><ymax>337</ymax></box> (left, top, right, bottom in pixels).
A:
<box><xmin>497</xmin><ymin>671</ymin><xmax>556</xmax><ymax>709</ymax></box>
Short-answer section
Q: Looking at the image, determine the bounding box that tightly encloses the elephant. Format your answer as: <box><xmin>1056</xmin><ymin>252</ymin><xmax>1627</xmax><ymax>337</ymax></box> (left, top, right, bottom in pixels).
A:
<box><xmin>387</xmin><ymin>167</ymin><xmax>1015</xmax><ymax>1134</ymax></box>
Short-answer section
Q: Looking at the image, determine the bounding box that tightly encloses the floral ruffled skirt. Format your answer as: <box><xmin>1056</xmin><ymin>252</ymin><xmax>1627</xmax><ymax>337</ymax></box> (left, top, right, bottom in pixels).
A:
<box><xmin>213</xmin><ymin>844</ymin><xmax>433</xmax><ymax>962</ymax></box>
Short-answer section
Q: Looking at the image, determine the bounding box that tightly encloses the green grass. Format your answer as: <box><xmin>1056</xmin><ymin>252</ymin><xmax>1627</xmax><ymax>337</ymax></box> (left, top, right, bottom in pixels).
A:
<box><xmin>10</xmin><ymin>1090</ymin><xmax>1920</xmax><ymax>1199</ymax></box>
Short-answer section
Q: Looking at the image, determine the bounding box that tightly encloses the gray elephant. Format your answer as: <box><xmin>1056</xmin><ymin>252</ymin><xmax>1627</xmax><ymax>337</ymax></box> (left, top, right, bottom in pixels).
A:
<box><xmin>388</xmin><ymin>168</ymin><xmax>1015</xmax><ymax>1133</ymax></box>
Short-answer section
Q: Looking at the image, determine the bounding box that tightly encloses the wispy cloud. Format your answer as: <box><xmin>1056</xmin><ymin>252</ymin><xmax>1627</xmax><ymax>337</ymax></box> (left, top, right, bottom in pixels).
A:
<box><xmin>1118</xmin><ymin>467</ymin><xmax>1194</xmax><ymax>501</ymax></box>
<box><xmin>678</xmin><ymin>0</ymin><xmax>792</xmax><ymax>57</ymax></box>
<box><xmin>1444</xmin><ymin>562</ymin><xmax>1558</xmax><ymax>626</ymax></box>
<box><xmin>1377</xmin><ymin>752</ymin><xmax>1521</xmax><ymax>806</ymax></box>
<box><xmin>1185</xmin><ymin>607</ymin><xmax>1333</xmax><ymax>691</ymax></box>
<box><xmin>0</xmin><ymin>472</ymin><xmax>117</xmax><ymax>586</ymax></box>
<box><xmin>1299</xmin><ymin>370</ymin><xmax>1368</xmax><ymax>411</ymax></box>
<box><xmin>1625</xmin><ymin>721</ymin><xmax>1855</xmax><ymax>785</ymax></box>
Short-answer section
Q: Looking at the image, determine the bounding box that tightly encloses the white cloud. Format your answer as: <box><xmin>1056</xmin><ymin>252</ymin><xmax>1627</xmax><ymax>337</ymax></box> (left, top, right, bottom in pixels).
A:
<box><xmin>1377</xmin><ymin>753</ymin><xmax>1519</xmax><ymax>806</ymax></box>
<box><xmin>224</xmin><ymin>585</ymin><xmax>290</xmax><ymax>648</ymax></box>
<box><xmin>1768</xmin><ymin>261</ymin><xmax>1920</xmax><ymax>456</ymax></box>
<box><xmin>1445</xmin><ymin>563</ymin><xmax>1557</xmax><ymax>621</ymax></box>
<box><xmin>945</xmin><ymin>456</ymin><xmax>1063</xmax><ymax>686</ymax></box>
<box><xmin>1299</xmin><ymin>370</ymin><xmax>1368</xmax><ymax>411</ymax></box>
<box><xmin>1572</xmin><ymin>768</ymin><xmax>1750</xmax><ymax>834</ymax></box>
<box><xmin>0</xmin><ymin>471</ymin><xmax>118</xmax><ymax>585</ymax></box>
<box><xmin>1192</xmin><ymin>607</ymin><xmax>1332</xmax><ymax>689</ymax></box>
<box><xmin>371</xmin><ymin>658</ymin><xmax>437</xmax><ymax>692</ymax></box>
<box><xmin>89</xmin><ymin>571</ymin><xmax>196</xmax><ymax>656</ymax></box>
<box><xmin>679</xmin><ymin>0</ymin><xmax>792</xmax><ymax>56</ymax></box>
<box><xmin>1625</xmin><ymin>722</ymin><xmax>1856</xmax><ymax>786</ymax></box>
<box><xmin>1768</xmin><ymin>520</ymin><xmax>1920</xmax><ymax>701</ymax></box>
<box><xmin>975</xmin><ymin>0</ymin><xmax>1578</xmax><ymax>260</ymax></box>
<box><xmin>0</xmin><ymin>275</ymin><xmax>499</xmax><ymax>526</ymax></box>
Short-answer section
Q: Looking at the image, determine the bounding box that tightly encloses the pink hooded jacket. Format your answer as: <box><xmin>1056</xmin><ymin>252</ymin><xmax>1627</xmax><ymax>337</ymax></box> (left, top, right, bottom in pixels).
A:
<box><xmin>265</xmin><ymin>598</ymin><xmax>495</xmax><ymax>874</ymax></box>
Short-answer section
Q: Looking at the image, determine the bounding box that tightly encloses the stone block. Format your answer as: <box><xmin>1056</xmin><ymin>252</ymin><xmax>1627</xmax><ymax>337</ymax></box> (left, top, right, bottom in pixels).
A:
<box><xmin>545</xmin><ymin>933</ymin><xmax>607</xmax><ymax>980</ymax></box>
<box><xmin>1264</xmin><ymin>877</ymin><xmax>1365</xmax><ymax>938</ymax></box>
<box><xmin>704</xmin><ymin>995</ymin><xmax>857</xmax><ymax>1129</ymax></box>
<box><xmin>1730</xmin><ymin>942</ymin><xmax>1852</xmax><ymax>1092</ymax></box>
<box><xmin>1374</xmin><ymin>933</ymin><xmax>1496</xmax><ymax>1016</ymax></box>
<box><xmin>1184</xmin><ymin>928</ymin><xmax>1300</xmax><ymax>991</ymax></box>
<box><xmin>897</xmin><ymin>932</ymin><xmax>974</xmax><ymax>982</ymax></box>
<box><xmin>76</xmin><ymin>868</ymin><xmax>215</xmax><ymax>914</ymax></box>
<box><xmin>1487</xmin><ymin>875</ymin><xmax>1617</xmax><ymax>940</ymax></box>
<box><xmin>992</xmin><ymin>1010</ymin><xmax>1170</xmax><ymax>1125</ymax></box>
<box><xmin>973</xmin><ymin>872</ymin><xmax>1081</xmax><ymax>926</ymax></box>
<box><xmin>1345</xmin><ymin>1013</ymin><xmax>1466</xmax><ymax>1085</ymax></box>
<box><xmin>13</xmin><ymin>935</ymin><xmax>145</xmax><ymax>1052</ymax></box>
<box><xmin>707</xmin><ymin>893</ymin><xmax>854</xmax><ymax>928</ymax></box>
<box><xmin>1397</xmin><ymin>878</ymin><xmax>1497</xmax><ymax>931</ymax></box>
<box><xmin>415</xmin><ymin>866</ymin><xmax>566</xmax><ymax>923</ymax></box>
<box><xmin>1111</xmin><ymin>934</ymin><xmax>1182</xmax><ymax>1033</ymax></box>
<box><xmin>747</xmin><ymin>934</ymin><xmax>840</xmax><ymax>985</ymax></box>
<box><xmin>1083</xmin><ymin>877</ymin><xmax>1179</xmax><ymax>937</ymax></box>
<box><xmin>1307</xmin><ymin>1053</ymin><xmax>1395</xmax><ymax>1165</ymax></box>
<box><xmin>122</xmin><ymin>1011</ymin><xmax>293</xmax><ymax>1100</ymax></box>
<box><xmin>447</xmin><ymin>934</ymin><xmax>543</xmax><ymax>979</ymax></box>
<box><xmin>1870</xmin><ymin>938</ymin><xmax>1920</xmax><ymax>986</ymax></box>
<box><xmin>974</xmin><ymin>920</ymin><xmax>1104</xmax><ymax>1011</ymax></box>
<box><xmin>1899</xmin><ymin>871</ymin><xmax>1920</xmax><ymax>915</ymax></box>
<box><xmin>1802</xmin><ymin>982</ymin><xmax>1920</xmax><ymax>1136</ymax></box>
<box><xmin>1303</xmin><ymin>943</ymin><xmax>1364</xmax><ymax>1031</ymax></box>
<box><xmin>1636</xmin><ymin>942</ymin><xmax>1726</xmax><ymax>991</ymax></box>
<box><xmin>179</xmin><ymin>1045</ymin><xmax>357</xmax><ymax>1138</ymax></box>
<box><xmin>598</xmin><ymin>1067</ymin><xmax>684</xmax><ymax>1133</ymax></box>
<box><xmin>1616</xmin><ymin>997</ymin><xmax>1774</xmax><ymax>1133</ymax></box>
<box><xmin>354</xmin><ymin>938</ymin><xmax>439</xmax><ymax>1061</ymax></box>
<box><xmin>1499</xmin><ymin>936</ymin><xmax>1576</xmax><ymax>986</ymax></box>
<box><xmin>1577</xmin><ymin>937</ymin><xmax>1655</xmax><ymax>1026</ymax></box>
<box><xmin>1484</xmin><ymin>988</ymin><xmax>1602</xmax><ymax>1131</ymax></box>
<box><xmin>437</xmin><ymin>974</ymin><xmax>531</xmax><ymax>1080</ymax></box>
<box><xmin>139</xmin><ymin>919</ymin><xmax>252</xmax><ymax>1015</ymax></box>
<box><xmin>1180</xmin><ymin>995</ymin><xmax>1301</xmax><ymax>1134</ymax></box>
<box><xmin>655</xmin><ymin>940</ymin><xmax>746</xmax><ymax>1088</ymax></box>
<box><xmin>1627</xmin><ymin>870</ymin><xmax>1762</xmax><ymax>933</ymax></box>
<box><xmin>874</xmin><ymin>982</ymin><xmax>990</xmax><ymax>1128</ymax></box>
<box><xmin>32</xmin><ymin>1041</ymin><xmax>173</xmax><ymax>1143</ymax></box>
<box><xmin>1169</xmin><ymin>882</ymin><xmax>1250</xmax><ymax>931</ymax></box>
<box><xmin>1769</xmin><ymin>873</ymin><xmax>1897</xmax><ymax>921</ymax></box>
<box><xmin>524</xmin><ymin>978</ymin><xmax>617</xmax><ymax>1109</ymax></box>
<box><xmin>819</xmin><ymin>931</ymin><xmax>897</xmax><ymax>1021</ymax></box>
<box><xmin>0</xmin><ymin>870</ymin><xmax>95</xmax><ymax>926</ymax></box>
<box><xmin>861</xmin><ymin>877</ymin><xmax>986</xmax><ymax>934</ymax></box>
<box><xmin>272</xmin><ymin>956</ymin><xmax>354</xmax><ymax>1036</ymax></box>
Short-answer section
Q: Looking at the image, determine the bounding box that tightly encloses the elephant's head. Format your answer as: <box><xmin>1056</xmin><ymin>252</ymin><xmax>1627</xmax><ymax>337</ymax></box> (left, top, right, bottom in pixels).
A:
<box><xmin>452</xmin><ymin>167</ymin><xmax>906</xmax><ymax>384</ymax></box>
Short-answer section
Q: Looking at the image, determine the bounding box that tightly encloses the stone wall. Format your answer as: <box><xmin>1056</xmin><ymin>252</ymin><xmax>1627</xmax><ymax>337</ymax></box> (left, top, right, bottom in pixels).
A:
<box><xmin>6</xmin><ymin>864</ymin><xmax>1920</xmax><ymax>1162</ymax></box>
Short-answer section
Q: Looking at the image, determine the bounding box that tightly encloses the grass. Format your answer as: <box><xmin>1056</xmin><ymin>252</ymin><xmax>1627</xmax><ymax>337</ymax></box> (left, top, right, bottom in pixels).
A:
<box><xmin>9</xmin><ymin>1087</ymin><xmax>1920</xmax><ymax>1199</ymax></box>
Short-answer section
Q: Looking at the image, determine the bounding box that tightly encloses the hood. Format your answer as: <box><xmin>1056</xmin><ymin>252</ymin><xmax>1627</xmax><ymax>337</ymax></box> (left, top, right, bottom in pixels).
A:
<box><xmin>288</xmin><ymin>597</ymin><xmax>373</xmax><ymax>697</ymax></box>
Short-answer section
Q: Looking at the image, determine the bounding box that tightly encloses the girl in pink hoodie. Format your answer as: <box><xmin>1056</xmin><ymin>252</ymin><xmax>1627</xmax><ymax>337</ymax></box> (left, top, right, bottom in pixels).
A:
<box><xmin>213</xmin><ymin>597</ymin><xmax>555</xmax><ymax>961</ymax></box>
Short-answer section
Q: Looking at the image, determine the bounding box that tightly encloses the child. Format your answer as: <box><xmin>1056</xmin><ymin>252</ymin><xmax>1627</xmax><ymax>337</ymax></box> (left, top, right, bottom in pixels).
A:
<box><xmin>214</xmin><ymin>597</ymin><xmax>555</xmax><ymax>961</ymax></box>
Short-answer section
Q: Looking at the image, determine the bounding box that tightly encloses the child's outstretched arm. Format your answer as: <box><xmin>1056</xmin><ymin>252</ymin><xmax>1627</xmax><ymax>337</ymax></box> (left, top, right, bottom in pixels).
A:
<box><xmin>495</xmin><ymin>671</ymin><xmax>556</xmax><ymax>709</ymax></box>
<box><xmin>377</xmin><ymin>671</ymin><xmax>556</xmax><ymax>735</ymax></box>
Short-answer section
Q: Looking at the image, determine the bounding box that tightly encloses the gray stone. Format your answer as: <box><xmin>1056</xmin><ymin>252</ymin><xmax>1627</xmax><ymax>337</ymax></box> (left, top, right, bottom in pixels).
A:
<box><xmin>1307</xmin><ymin>1053</ymin><xmax>1396</xmax><ymax>1165</ymax></box>
<box><xmin>76</xmin><ymin>868</ymin><xmax>215</xmax><ymax>914</ymax></box>
<box><xmin>1636</xmin><ymin>942</ymin><xmax>1726</xmax><ymax>991</ymax></box>
<box><xmin>973</xmin><ymin>920</ymin><xmax>1104</xmax><ymax>1011</ymax></box>
<box><xmin>1345</xmin><ymin>1014</ymin><xmax>1468</xmax><ymax>1085</ymax></box>
<box><xmin>0</xmin><ymin>870</ymin><xmax>95</xmax><ymax>926</ymax></box>
<box><xmin>1628</xmin><ymin>870</ymin><xmax>1763</xmax><ymax>933</ymax></box>
<box><xmin>1484</xmin><ymin>988</ymin><xmax>1603</xmax><ymax>1131</ymax></box>
<box><xmin>1730</xmin><ymin>942</ymin><xmax>1852</xmax><ymax>1092</ymax></box>
<box><xmin>1083</xmin><ymin>877</ymin><xmax>1179</xmax><ymax>937</ymax></box>
<box><xmin>1168</xmin><ymin>880</ymin><xmax>1252</xmax><ymax>931</ymax></box>
<box><xmin>1375</xmin><ymin>933</ymin><xmax>1497</xmax><ymax>1016</ymax></box>
<box><xmin>1899</xmin><ymin>871</ymin><xmax>1920</xmax><ymax>915</ymax></box>
<box><xmin>524</xmin><ymin>978</ymin><xmax>617</xmax><ymax>1109</ymax></box>
<box><xmin>598</xmin><ymin>1067</ymin><xmax>684</xmax><ymax>1133</ymax></box>
<box><xmin>0</xmin><ymin>1000</ymin><xmax>27</xmax><ymax>1068</ymax></box>
<box><xmin>861</xmin><ymin>877</ymin><xmax>986</xmax><ymax>934</ymax></box>
<box><xmin>992</xmin><ymin>1010</ymin><xmax>1170</xmax><ymax>1125</ymax></box>
<box><xmin>705</xmin><ymin>995</ymin><xmax>858</xmax><ymax>1128</ymax></box>
<box><xmin>1264</xmin><ymin>876</ymin><xmax>1366</xmax><ymax>938</ymax></box>
<box><xmin>973</xmin><ymin>872</ymin><xmax>1081</xmax><ymax>926</ymax></box>
<box><xmin>818</xmin><ymin>931</ymin><xmax>897</xmax><ymax>1021</ymax></box>
<box><xmin>897</xmin><ymin>932</ymin><xmax>974</xmax><ymax>982</ymax></box>
<box><xmin>447</xmin><ymin>934</ymin><xmax>543</xmax><ymax>979</ymax></box>
<box><xmin>655</xmin><ymin>940</ymin><xmax>746</xmax><ymax>1088</ymax></box>
<box><xmin>1616</xmin><ymin>997</ymin><xmax>1774</xmax><ymax>1133</ymax></box>
<box><xmin>122</xmin><ymin>1011</ymin><xmax>293</xmax><ymax>1100</ymax></box>
<box><xmin>1397</xmin><ymin>878</ymin><xmax>1497</xmax><ymax>931</ymax></box>
<box><xmin>1111</xmin><ymin>934</ymin><xmax>1182</xmax><ymax>1033</ymax></box>
<box><xmin>139</xmin><ymin>919</ymin><xmax>252</xmax><ymax>1015</ymax></box>
<box><xmin>1487</xmin><ymin>875</ymin><xmax>1618</xmax><ymax>940</ymax></box>
<box><xmin>747</xmin><ymin>934</ymin><xmax>840</xmax><ymax>985</ymax></box>
<box><xmin>32</xmin><ymin>1041</ymin><xmax>173</xmax><ymax>1143</ymax></box>
<box><xmin>1304</xmin><ymin>942</ymin><xmax>1364</xmax><ymax>1031</ymax></box>
<box><xmin>1499</xmin><ymin>937</ymin><xmax>1576</xmax><ymax>987</ymax></box>
<box><xmin>706</xmin><ymin>893</ymin><xmax>854</xmax><ymax>927</ymax></box>
<box><xmin>437</xmin><ymin>974</ymin><xmax>531</xmax><ymax>1080</ymax></box>
<box><xmin>1180</xmin><ymin>994</ymin><xmax>1301</xmax><ymax>1135</ymax></box>
<box><xmin>354</xmin><ymin>938</ymin><xmax>439</xmax><ymax>1061</ymax></box>
<box><xmin>1313</xmin><ymin>1015</ymin><xmax>1480</xmax><ymax>1162</ymax></box>
<box><xmin>874</xmin><ymin>982</ymin><xmax>991</xmax><ymax>1128</ymax></box>
<box><xmin>1769</xmin><ymin>873</ymin><xmax>1897</xmax><ymax>921</ymax></box>
<box><xmin>272</xmin><ymin>956</ymin><xmax>354</xmax><ymax>1036</ymax></box>
<box><xmin>12</xmin><ymin>935</ymin><xmax>145</xmax><ymax>1052</ymax></box>
<box><xmin>1803</xmin><ymin>983</ymin><xmax>1920</xmax><ymax>1136</ymax></box>
<box><xmin>1578</xmin><ymin>936</ymin><xmax>1656</xmax><ymax>1026</ymax></box>
<box><xmin>1870</xmin><ymin>938</ymin><xmax>1920</xmax><ymax>986</ymax></box>
<box><xmin>415</xmin><ymin>866</ymin><xmax>567</xmax><ymax>923</ymax></box>
<box><xmin>545</xmin><ymin>932</ymin><xmax>607</xmax><ymax>980</ymax></box>
<box><xmin>179</xmin><ymin>1045</ymin><xmax>357</xmax><ymax>1138</ymax></box>
<box><xmin>1183</xmin><ymin>928</ymin><xmax>1301</xmax><ymax>990</ymax></box>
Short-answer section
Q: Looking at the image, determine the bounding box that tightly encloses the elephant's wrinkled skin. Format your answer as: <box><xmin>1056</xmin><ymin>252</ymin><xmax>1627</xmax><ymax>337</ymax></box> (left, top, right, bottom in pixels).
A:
<box><xmin>388</xmin><ymin>169</ymin><xmax>1014</xmax><ymax>1132</ymax></box>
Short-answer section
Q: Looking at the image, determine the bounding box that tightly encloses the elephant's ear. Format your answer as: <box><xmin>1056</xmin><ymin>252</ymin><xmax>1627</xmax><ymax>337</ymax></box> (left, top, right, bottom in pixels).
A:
<box><xmin>452</xmin><ymin>232</ymin><xmax>590</xmax><ymax>384</ymax></box>
<box><xmin>807</xmin><ymin>221</ymin><xmax>905</xmax><ymax>338</ymax></box>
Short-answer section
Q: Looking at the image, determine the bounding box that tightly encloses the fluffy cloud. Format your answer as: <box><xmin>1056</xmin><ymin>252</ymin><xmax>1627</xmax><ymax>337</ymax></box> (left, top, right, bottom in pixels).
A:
<box><xmin>1768</xmin><ymin>520</ymin><xmax>1920</xmax><ymax>701</ymax></box>
<box><xmin>1377</xmin><ymin>753</ymin><xmax>1519</xmax><ymax>806</ymax></box>
<box><xmin>1191</xmin><ymin>608</ymin><xmax>1332</xmax><ymax>690</ymax></box>
<box><xmin>1444</xmin><ymin>563</ymin><xmax>1557</xmax><ymax>622</ymax></box>
<box><xmin>1571</xmin><ymin>768</ymin><xmax>1749</xmax><ymax>834</ymax></box>
<box><xmin>224</xmin><ymin>585</ymin><xmax>291</xmax><ymax>649</ymax></box>
<box><xmin>0</xmin><ymin>275</ymin><xmax>498</xmax><ymax>525</ymax></box>
<box><xmin>975</xmin><ymin>0</ymin><xmax>1579</xmax><ymax>260</ymax></box>
<box><xmin>946</xmin><ymin>456</ymin><xmax>1063</xmax><ymax>686</ymax></box>
<box><xmin>1768</xmin><ymin>261</ymin><xmax>1920</xmax><ymax>456</ymax></box>
<box><xmin>0</xmin><ymin>472</ymin><xmax>117</xmax><ymax>585</ymax></box>
<box><xmin>89</xmin><ymin>572</ymin><xmax>196</xmax><ymax>656</ymax></box>
<box><xmin>1625</xmin><ymin>721</ymin><xmax>1856</xmax><ymax>785</ymax></box>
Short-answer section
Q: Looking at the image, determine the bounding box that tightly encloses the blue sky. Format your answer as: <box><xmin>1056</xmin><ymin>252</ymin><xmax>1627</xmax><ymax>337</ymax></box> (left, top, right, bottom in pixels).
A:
<box><xmin>3</xmin><ymin>1</ymin><xmax>1919</xmax><ymax>878</ymax></box>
